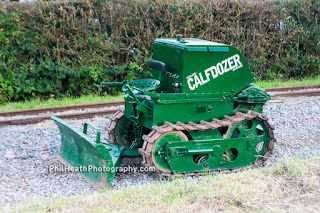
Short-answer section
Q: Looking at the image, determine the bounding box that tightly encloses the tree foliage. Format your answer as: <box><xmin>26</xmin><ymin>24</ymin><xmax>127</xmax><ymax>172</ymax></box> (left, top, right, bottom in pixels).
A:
<box><xmin>0</xmin><ymin>0</ymin><xmax>319</xmax><ymax>103</ymax></box>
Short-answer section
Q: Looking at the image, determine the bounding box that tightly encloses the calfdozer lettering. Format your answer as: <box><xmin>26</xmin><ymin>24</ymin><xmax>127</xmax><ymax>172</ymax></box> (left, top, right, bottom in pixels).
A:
<box><xmin>187</xmin><ymin>54</ymin><xmax>243</xmax><ymax>90</ymax></box>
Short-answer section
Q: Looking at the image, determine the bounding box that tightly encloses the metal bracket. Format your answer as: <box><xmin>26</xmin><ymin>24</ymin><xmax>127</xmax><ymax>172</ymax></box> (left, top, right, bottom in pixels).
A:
<box><xmin>83</xmin><ymin>122</ymin><xmax>101</xmax><ymax>143</ymax></box>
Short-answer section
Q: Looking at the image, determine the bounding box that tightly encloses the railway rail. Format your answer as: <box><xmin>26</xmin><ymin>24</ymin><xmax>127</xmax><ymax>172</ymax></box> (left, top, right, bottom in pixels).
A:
<box><xmin>0</xmin><ymin>109</ymin><xmax>119</xmax><ymax>127</ymax></box>
<box><xmin>0</xmin><ymin>101</ymin><xmax>124</xmax><ymax>117</ymax></box>
<box><xmin>0</xmin><ymin>85</ymin><xmax>319</xmax><ymax>127</ymax></box>
<box><xmin>266</xmin><ymin>84</ymin><xmax>320</xmax><ymax>97</ymax></box>
<box><xmin>265</xmin><ymin>84</ymin><xmax>320</xmax><ymax>92</ymax></box>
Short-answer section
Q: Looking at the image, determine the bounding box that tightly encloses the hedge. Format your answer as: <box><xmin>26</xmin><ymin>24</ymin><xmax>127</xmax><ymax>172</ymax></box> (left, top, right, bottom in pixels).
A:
<box><xmin>0</xmin><ymin>0</ymin><xmax>319</xmax><ymax>103</ymax></box>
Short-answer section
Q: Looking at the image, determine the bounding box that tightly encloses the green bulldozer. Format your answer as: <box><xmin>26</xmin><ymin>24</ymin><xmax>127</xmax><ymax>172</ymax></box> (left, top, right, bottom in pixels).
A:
<box><xmin>52</xmin><ymin>36</ymin><xmax>275</xmax><ymax>190</ymax></box>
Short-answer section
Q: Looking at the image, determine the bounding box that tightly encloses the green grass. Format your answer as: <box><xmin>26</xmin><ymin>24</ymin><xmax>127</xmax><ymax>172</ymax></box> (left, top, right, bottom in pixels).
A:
<box><xmin>2</xmin><ymin>156</ymin><xmax>319</xmax><ymax>212</ymax></box>
<box><xmin>0</xmin><ymin>94</ymin><xmax>124</xmax><ymax>112</ymax></box>
<box><xmin>255</xmin><ymin>75</ymin><xmax>320</xmax><ymax>88</ymax></box>
<box><xmin>1</xmin><ymin>76</ymin><xmax>320</xmax><ymax>112</ymax></box>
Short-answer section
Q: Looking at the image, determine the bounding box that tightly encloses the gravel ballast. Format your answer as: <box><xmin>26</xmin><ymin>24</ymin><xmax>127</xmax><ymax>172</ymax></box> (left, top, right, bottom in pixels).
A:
<box><xmin>0</xmin><ymin>97</ymin><xmax>319</xmax><ymax>206</ymax></box>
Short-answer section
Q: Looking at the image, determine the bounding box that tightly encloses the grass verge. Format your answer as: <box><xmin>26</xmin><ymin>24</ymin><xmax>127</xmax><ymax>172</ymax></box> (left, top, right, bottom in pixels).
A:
<box><xmin>0</xmin><ymin>94</ymin><xmax>124</xmax><ymax>112</ymax></box>
<box><xmin>255</xmin><ymin>75</ymin><xmax>320</xmax><ymax>89</ymax></box>
<box><xmin>3</xmin><ymin>156</ymin><xmax>320</xmax><ymax>212</ymax></box>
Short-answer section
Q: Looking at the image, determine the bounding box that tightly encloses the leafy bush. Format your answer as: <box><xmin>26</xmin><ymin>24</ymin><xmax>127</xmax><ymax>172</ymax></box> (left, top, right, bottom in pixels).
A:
<box><xmin>0</xmin><ymin>0</ymin><xmax>319</xmax><ymax>103</ymax></box>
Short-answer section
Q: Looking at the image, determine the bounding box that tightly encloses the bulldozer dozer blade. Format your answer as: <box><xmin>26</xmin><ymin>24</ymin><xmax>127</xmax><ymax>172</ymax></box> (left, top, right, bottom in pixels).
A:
<box><xmin>51</xmin><ymin>115</ymin><xmax>124</xmax><ymax>190</ymax></box>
